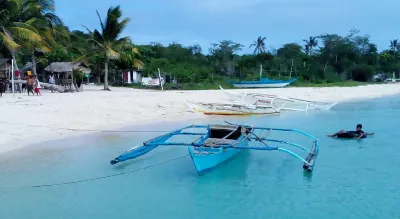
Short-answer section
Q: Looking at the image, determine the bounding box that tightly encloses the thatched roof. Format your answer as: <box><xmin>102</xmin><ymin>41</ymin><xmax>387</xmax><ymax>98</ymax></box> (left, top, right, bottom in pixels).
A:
<box><xmin>78</xmin><ymin>66</ymin><xmax>91</xmax><ymax>74</ymax></box>
<box><xmin>44</xmin><ymin>62</ymin><xmax>91</xmax><ymax>74</ymax></box>
<box><xmin>22</xmin><ymin>62</ymin><xmax>33</xmax><ymax>73</ymax></box>
<box><xmin>0</xmin><ymin>58</ymin><xmax>10</xmax><ymax>64</ymax></box>
<box><xmin>45</xmin><ymin>62</ymin><xmax>73</xmax><ymax>72</ymax></box>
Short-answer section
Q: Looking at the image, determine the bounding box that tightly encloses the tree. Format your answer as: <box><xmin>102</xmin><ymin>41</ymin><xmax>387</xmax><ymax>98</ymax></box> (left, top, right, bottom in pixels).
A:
<box><xmin>83</xmin><ymin>5</ymin><xmax>134</xmax><ymax>90</ymax></box>
<box><xmin>277</xmin><ymin>43</ymin><xmax>303</xmax><ymax>59</ymax></box>
<box><xmin>303</xmin><ymin>36</ymin><xmax>318</xmax><ymax>56</ymax></box>
<box><xmin>0</xmin><ymin>0</ymin><xmax>45</xmax><ymax>71</ymax></box>
<box><xmin>249</xmin><ymin>36</ymin><xmax>267</xmax><ymax>55</ymax></box>
<box><xmin>390</xmin><ymin>39</ymin><xmax>398</xmax><ymax>56</ymax></box>
<box><xmin>18</xmin><ymin>0</ymin><xmax>65</xmax><ymax>76</ymax></box>
<box><xmin>189</xmin><ymin>44</ymin><xmax>202</xmax><ymax>55</ymax></box>
<box><xmin>210</xmin><ymin>40</ymin><xmax>243</xmax><ymax>75</ymax></box>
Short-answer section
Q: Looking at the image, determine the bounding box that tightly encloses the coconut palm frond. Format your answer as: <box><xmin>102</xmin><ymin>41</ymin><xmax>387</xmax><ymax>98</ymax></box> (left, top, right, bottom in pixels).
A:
<box><xmin>8</xmin><ymin>26</ymin><xmax>42</xmax><ymax>42</ymax></box>
<box><xmin>133</xmin><ymin>59</ymin><xmax>144</xmax><ymax>68</ymax></box>
<box><xmin>106</xmin><ymin>47</ymin><xmax>120</xmax><ymax>60</ymax></box>
<box><xmin>0</xmin><ymin>32</ymin><xmax>20</xmax><ymax>51</ymax></box>
<box><xmin>132</xmin><ymin>47</ymin><xmax>139</xmax><ymax>54</ymax></box>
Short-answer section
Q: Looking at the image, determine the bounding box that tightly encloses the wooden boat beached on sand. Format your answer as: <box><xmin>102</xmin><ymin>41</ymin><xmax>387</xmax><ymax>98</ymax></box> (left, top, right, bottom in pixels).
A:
<box><xmin>110</xmin><ymin>123</ymin><xmax>319</xmax><ymax>174</ymax></box>
<box><xmin>184</xmin><ymin>100</ymin><xmax>280</xmax><ymax>115</ymax></box>
<box><xmin>219</xmin><ymin>85</ymin><xmax>337</xmax><ymax>112</ymax></box>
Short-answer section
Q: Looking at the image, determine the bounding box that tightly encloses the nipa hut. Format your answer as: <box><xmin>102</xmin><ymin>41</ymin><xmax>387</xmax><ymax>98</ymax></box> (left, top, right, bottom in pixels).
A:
<box><xmin>44</xmin><ymin>62</ymin><xmax>91</xmax><ymax>86</ymax></box>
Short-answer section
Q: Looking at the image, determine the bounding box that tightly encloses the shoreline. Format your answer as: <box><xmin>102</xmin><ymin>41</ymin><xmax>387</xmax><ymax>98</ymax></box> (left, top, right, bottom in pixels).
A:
<box><xmin>1</xmin><ymin>84</ymin><xmax>399</xmax><ymax>154</ymax></box>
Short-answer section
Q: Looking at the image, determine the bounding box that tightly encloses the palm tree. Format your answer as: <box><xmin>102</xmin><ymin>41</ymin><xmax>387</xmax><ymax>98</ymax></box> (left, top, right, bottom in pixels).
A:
<box><xmin>0</xmin><ymin>0</ymin><xmax>44</xmax><ymax>71</ymax></box>
<box><xmin>390</xmin><ymin>39</ymin><xmax>398</xmax><ymax>59</ymax></box>
<box><xmin>391</xmin><ymin>39</ymin><xmax>399</xmax><ymax>77</ymax></box>
<box><xmin>303</xmin><ymin>36</ymin><xmax>318</xmax><ymax>56</ymax></box>
<box><xmin>19</xmin><ymin>0</ymin><xmax>65</xmax><ymax>75</ymax></box>
<box><xmin>83</xmin><ymin>5</ymin><xmax>134</xmax><ymax>91</ymax></box>
<box><xmin>249</xmin><ymin>36</ymin><xmax>267</xmax><ymax>55</ymax></box>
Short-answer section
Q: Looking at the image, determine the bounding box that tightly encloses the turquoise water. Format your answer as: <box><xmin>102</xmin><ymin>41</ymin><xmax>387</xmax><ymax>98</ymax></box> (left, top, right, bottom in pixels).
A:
<box><xmin>1</xmin><ymin>96</ymin><xmax>399</xmax><ymax>219</ymax></box>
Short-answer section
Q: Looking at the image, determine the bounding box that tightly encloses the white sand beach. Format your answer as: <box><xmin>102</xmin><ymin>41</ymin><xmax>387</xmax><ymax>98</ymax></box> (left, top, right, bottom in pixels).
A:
<box><xmin>1</xmin><ymin>84</ymin><xmax>399</xmax><ymax>154</ymax></box>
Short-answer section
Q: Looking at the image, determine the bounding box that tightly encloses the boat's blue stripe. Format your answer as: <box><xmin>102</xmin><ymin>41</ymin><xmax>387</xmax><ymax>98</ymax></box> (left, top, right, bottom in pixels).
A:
<box><xmin>231</xmin><ymin>78</ymin><xmax>297</xmax><ymax>85</ymax></box>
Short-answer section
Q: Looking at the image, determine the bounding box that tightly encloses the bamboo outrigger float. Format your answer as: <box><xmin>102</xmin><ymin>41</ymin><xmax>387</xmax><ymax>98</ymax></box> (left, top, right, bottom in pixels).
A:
<box><xmin>110</xmin><ymin>122</ymin><xmax>319</xmax><ymax>174</ymax></box>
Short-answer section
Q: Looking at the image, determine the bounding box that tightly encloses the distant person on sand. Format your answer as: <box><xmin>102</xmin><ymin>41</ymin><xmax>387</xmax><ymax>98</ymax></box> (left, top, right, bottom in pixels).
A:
<box><xmin>26</xmin><ymin>75</ymin><xmax>34</xmax><ymax>96</ymax></box>
<box><xmin>22</xmin><ymin>74</ymin><xmax>29</xmax><ymax>92</ymax></box>
<box><xmin>0</xmin><ymin>78</ymin><xmax>6</xmax><ymax>97</ymax></box>
<box><xmin>33</xmin><ymin>75</ymin><xmax>41</xmax><ymax>96</ymax></box>
<box><xmin>328</xmin><ymin>124</ymin><xmax>374</xmax><ymax>139</ymax></box>
<box><xmin>49</xmin><ymin>73</ymin><xmax>55</xmax><ymax>93</ymax></box>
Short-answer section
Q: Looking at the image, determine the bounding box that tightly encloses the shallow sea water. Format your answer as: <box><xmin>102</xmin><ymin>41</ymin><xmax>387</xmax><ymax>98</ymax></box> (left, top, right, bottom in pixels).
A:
<box><xmin>1</xmin><ymin>96</ymin><xmax>399</xmax><ymax>219</ymax></box>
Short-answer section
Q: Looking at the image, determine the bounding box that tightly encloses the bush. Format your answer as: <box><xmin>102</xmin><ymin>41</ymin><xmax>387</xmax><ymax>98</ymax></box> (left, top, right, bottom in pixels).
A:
<box><xmin>351</xmin><ymin>65</ymin><xmax>375</xmax><ymax>82</ymax></box>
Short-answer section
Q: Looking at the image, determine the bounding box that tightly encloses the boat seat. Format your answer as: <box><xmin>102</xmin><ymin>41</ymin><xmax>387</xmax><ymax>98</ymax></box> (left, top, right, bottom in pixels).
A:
<box><xmin>204</xmin><ymin>138</ymin><xmax>236</xmax><ymax>147</ymax></box>
<box><xmin>209</xmin><ymin>125</ymin><xmax>237</xmax><ymax>131</ymax></box>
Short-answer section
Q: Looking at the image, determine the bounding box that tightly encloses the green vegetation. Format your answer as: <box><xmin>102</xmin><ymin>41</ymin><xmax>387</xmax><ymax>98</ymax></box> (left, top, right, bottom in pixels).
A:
<box><xmin>1</xmin><ymin>1</ymin><xmax>399</xmax><ymax>90</ymax></box>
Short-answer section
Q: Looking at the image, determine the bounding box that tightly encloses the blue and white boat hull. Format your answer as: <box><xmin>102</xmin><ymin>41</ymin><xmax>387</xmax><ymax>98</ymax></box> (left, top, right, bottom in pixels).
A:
<box><xmin>231</xmin><ymin>82</ymin><xmax>291</xmax><ymax>88</ymax></box>
<box><xmin>188</xmin><ymin>145</ymin><xmax>245</xmax><ymax>174</ymax></box>
<box><xmin>230</xmin><ymin>78</ymin><xmax>297</xmax><ymax>88</ymax></box>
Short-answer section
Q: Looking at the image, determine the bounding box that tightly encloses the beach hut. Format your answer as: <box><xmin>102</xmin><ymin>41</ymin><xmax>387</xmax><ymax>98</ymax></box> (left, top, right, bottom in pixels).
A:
<box><xmin>44</xmin><ymin>62</ymin><xmax>91</xmax><ymax>86</ymax></box>
<box><xmin>123</xmin><ymin>70</ymin><xmax>142</xmax><ymax>84</ymax></box>
<box><xmin>0</xmin><ymin>59</ymin><xmax>11</xmax><ymax>80</ymax></box>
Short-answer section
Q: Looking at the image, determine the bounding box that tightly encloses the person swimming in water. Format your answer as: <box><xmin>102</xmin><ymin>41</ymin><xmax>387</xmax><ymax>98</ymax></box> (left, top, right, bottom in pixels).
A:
<box><xmin>328</xmin><ymin>124</ymin><xmax>375</xmax><ymax>139</ymax></box>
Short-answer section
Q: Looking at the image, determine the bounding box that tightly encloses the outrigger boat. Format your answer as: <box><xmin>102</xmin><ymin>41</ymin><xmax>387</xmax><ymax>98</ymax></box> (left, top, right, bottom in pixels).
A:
<box><xmin>110</xmin><ymin>123</ymin><xmax>319</xmax><ymax>174</ymax></box>
<box><xmin>229</xmin><ymin>77</ymin><xmax>297</xmax><ymax>88</ymax></box>
<box><xmin>184</xmin><ymin>100</ymin><xmax>280</xmax><ymax>115</ymax></box>
<box><xmin>219</xmin><ymin>85</ymin><xmax>337</xmax><ymax>112</ymax></box>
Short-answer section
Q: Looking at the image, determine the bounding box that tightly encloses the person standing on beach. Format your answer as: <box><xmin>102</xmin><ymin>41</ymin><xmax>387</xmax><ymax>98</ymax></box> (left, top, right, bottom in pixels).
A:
<box><xmin>0</xmin><ymin>77</ymin><xmax>5</xmax><ymax>97</ymax></box>
<box><xmin>14</xmin><ymin>70</ymin><xmax>22</xmax><ymax>93</ymax></box>
<box><xmin>26</xmin><ymin>76</ymin><xmax>34</xmax><ymax>96</ymax></box>
<box><xmin>49</xmin><ymin>73</ymin><xmax>55</xmax><ymax>93</ymax></box>
<box><xmin>33</xmin><ymin>75</ymin><xmax>41</xmax><ymax>96</ymax></box>
<box><xmin>22</xmin><ymin>74</ymin><xmax>29</xmax><ymax>92</ymax></box>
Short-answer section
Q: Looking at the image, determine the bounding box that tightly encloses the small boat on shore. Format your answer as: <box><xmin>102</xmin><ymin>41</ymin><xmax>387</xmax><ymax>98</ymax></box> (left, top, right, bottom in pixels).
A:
<box><xmin>184</xmin><ymin>100</ymin><xmax>280</xmax><ymax>115</ymax></box>
<box><xmin>229</xmin><ymin>77</ymin><xmax>297</xmax><ymax>88</ymax></box>
<box><xmin>110</xmin><ymin>123</ymin><xmax>319</xmax><ymax>174</ymax></box>
<box><xmin>220</xmin><ymin>85</ymin><xmax>337</xmax><ymax>111</ymax></box>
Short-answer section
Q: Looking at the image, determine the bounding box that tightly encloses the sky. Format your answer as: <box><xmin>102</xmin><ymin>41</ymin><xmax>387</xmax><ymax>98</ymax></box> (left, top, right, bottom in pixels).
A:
<box><xmin>55</xmin><ymin>0</ymin><xmax>400</xmax><ymax>54</ymax></box>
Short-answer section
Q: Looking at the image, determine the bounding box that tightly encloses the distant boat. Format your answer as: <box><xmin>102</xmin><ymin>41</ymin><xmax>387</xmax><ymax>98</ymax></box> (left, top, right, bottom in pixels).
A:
<box><xmin>229</xmin><ymin>77</ymin><xmax>297</xmax><ymax>88</ymax></box>
<box><xmin>219</xmin><ymin>85</ymin><xmax>337</xmax><ymax>111</ymax></box>
<box><xmin>385</xmin><ymin>72</ymin><xmax>400</xmax><ymax>83</ymax></box>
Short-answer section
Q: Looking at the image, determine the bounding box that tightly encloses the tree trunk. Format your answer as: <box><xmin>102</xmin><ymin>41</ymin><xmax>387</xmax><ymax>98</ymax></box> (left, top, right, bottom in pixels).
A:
<box><xmin>394</xmin><ymin>47</ymin><xmax>397</xmax><ymax>78</ymax></box>
<box><xmin>96</xmin><ymin>75</ymin><xmax>100</xmax><ymax>84</ymax></box>
<box><xmin>12</xmin><ymin>52</ymin><xmax>22</xmax><ymax>93</ymax></box>
<box><xmin>31</xmin><ymin>54</ymin><xmax>37</xmax><ymax>75</ymax></box>
<box><xmin>323</xmin><ymin>60</ymin><xmax>328</xmax><ymax>77</ymax></box>
<box><xmin>71</xmin><ymin>69</ymin><xmax>75</xmax><ymax>91</ymax></box>
<box><xmin>14</xmin><ymin>79</ymin><xmax>66</xmax><ymax>92</ymax></box>
<box><xmin>104</xmin><ymin>59</ymin><xmax>110</xmax><ymax>90</ymax></box>
<box><xmin>11</xmin><ymin>53</ymin><xmax>19</xmax><ymax>70</ymax></box>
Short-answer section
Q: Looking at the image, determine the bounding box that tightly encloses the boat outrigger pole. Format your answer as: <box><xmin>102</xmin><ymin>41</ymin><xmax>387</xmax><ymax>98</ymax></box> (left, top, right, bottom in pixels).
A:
<box><xmin>224</xmin><ymin>121</ymin><xmax>319</xmax><ymax>171</ymax></box>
